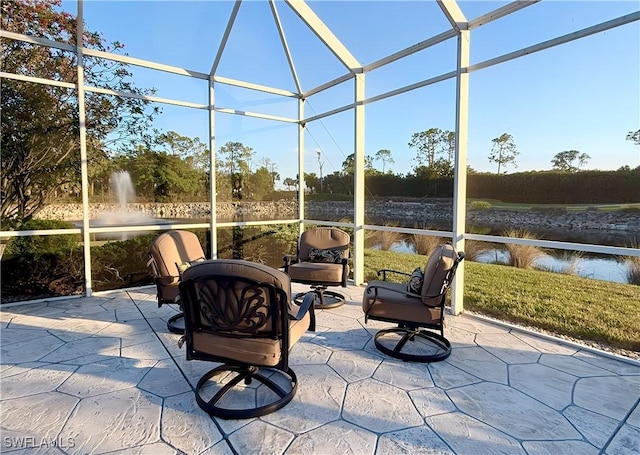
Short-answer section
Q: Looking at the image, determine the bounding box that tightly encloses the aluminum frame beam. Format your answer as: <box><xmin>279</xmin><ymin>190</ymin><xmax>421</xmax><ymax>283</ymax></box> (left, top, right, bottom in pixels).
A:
<box><xmin>468</xmin><ymin>1</ymin><xmax>540</xmax><ymax>30</ymax></box>
<box><xmin>468</xmin><ymin>11</ymin><xmax>640</xmax><ymax>73</ymax></box>
<box><xmin>269</xmin><ymin>0</ymin><xmax>303</xmax><ymax>95</ymax></box>
<box><xmin>210</xmin><ymin>0</ymin><xmax>242</xmax><ymax>75</ymax></box>
<box><xmin>437</xmin><ymin>0</ymin><xmax>468</xmax><ymax>32</ymax></box>
<box><xmin>208</xmin><ymin>76</ymin><xmax>218</xmax><ymax>259</ymax></box>
<box><xmin>213</xmin><ymin>76</ymin><xmax>299</xmax><ymax>98</ymax></box>
<box><xmin>76</xmin><ymin>0</ymin><xmax>92</xmax><ymax>297</ymax></box>
<box><xmin>451</xmin><ymin>29</ymin><xmax>470</xmax><ymax>315</ymax></box>
<box><xmin>285</xmin><ymin>0</ymin><xmax>362</xmax><ymax>73</ymax></box>
<box><xmin>353</xmin><ymin>73</ymin><xmax>366</xmax><ymax>285</ymax></box>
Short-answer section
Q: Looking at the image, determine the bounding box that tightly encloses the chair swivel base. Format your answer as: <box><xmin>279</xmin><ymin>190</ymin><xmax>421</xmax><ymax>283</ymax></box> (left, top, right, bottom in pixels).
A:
<box><xmin>167</xmin><ymin>313</ymin><xmax>185</xmax><ymax>334</ymax></box>
<box><xmin>195</xmin><ymin>365</ymin><xmax>298</xmax><ymax>419</ymax></box>
<box><xmin>294</xmin><ymin>290</ymin><xmax>345</xmax><ymax>309</ymax></box>
<box><xmin>374</xmin><ymin>327</ymin><xmax>451</xmax><ymax>362</ymax></box>
<box><xmin>295</xmin><ymin>285</ymin><xmax>345</xmax><ymax>309</ymax></box>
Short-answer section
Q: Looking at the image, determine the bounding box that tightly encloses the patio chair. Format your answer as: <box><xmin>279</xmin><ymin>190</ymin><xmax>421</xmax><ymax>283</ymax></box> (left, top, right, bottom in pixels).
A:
<box><xmin>362</xmin><ymin>243</ymin><xmax>464</xmax><ymax>362</ymax></box>
<box><xmin>283</xmin><ymin>227</ymin><xmax>350</xmax><ymax>309</ymax></box>
<box><xmin>147</xmin><ymin>230</ymin><xmax>206</xmax><ymax>334</ymax></box>
<box><xmin>178</xmin><ymin>259</ymin><xmax>315</xmax><ymax>419</ymax></box>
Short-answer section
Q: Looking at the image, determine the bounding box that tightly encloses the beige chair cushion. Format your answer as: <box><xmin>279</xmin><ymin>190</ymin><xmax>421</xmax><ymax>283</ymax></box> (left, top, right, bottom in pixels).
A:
<box><xmin>149</xmin><ymin>230</ymin><xmax>206</xmax><ymax>301</ymax></box>
<box><xmin>288</xmin><ymin>228</ymin><xmax>350</xmax><ymax>286</ymax></box>
<box><xmin>192</xmin><ymin>310</ymin><xmax>310</xmax><ymax>367</ymax></box>
<box><xmin>150</xmin><ymin>230</ymin><xmax>206</xmax><ymax>282</ymax></box>
<box><xmin>298</xmin><ymin>228</ymin><xmax>350</xmax><ymax>261</ymax></box>
<box><xmin>287</xmin><ymin>261</ymin><xmax>346</xmax><ymax>284</ymax></box>
<box><xmin>421</xmin><ymin>244</ymin><xmax>456</xmax><ymax>302</ymax></box>
<box><xmin>363</xmin><ymin>281</ymin><xmax>441</xmax><ymax>325</ymax></box>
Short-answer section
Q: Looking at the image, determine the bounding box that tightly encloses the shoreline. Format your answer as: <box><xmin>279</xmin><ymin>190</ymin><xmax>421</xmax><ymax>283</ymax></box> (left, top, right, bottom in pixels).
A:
<box><xmin>34</xmin><ymin>201</ymin><xmax>640</xmax><ymax>236</ymax></box>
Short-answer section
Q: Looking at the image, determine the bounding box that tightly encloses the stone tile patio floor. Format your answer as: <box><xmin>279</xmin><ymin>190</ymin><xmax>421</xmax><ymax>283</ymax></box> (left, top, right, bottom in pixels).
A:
<box><xmin>1</xmin><ymin>283</ymin><xmax>639</xmax><ymax>455</ymax></box>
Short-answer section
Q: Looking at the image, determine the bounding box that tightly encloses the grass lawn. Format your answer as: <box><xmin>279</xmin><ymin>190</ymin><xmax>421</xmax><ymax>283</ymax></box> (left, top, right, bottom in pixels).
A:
<box><xmin>469</xmin><ymin>199</ymin><xmax>640</xmax><ymax>212</ymax></box>
<box><xmin>363</xmin><ymin>249</ymin><xmax>640</xmax><ymax>354</ymax></box>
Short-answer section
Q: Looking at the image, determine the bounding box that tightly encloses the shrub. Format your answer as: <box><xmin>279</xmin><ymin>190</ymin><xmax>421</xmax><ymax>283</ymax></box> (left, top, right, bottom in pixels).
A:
<box><xmin>462</xmin><ymin>240</ymin><xmax>490</xmax><ymax>261</ymax></box>
<box><xmin>470</xmin><ymin>200</ymin><xmax>492</xmax><ymax>210</ymax></box>
<box><xmin>411</xmin><ymin>233</ymin><xmax>443</xmax><ymax>256</ymax></box>
<box><xmin>373</xmin><ymin>225</ymin><xmax>403</xmax><ymax>251</ymax></box>
<box><xmin>2</xmin><ymin>219</ymin><xmax>83</xmax><ymax>301</ymax></box>
<box><xmin>625</xmin><ymin>257</ymin><xmax>640</xmax><ymax>285</ymax></box>
<box><xmin>503</xmin><ymin>229</ymin><xmax>545</xmax><ymax>269</ymax></box>
<box><xmin>620</xmin><ymin>238</ymin><xmax>640</xmax><ymax>286</ymax></box>
<box><xmin>4</xmin><ymin>219</ymin><xmax>78</xmax><ymax>258</ymax></box>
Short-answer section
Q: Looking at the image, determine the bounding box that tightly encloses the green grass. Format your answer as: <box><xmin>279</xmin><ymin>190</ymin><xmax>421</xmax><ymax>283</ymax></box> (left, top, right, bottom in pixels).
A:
<box><xmin>364</xmin><ymin>249</ymin><xmax>640</xmax><ymax>353</ymax></box>
<box><xmin>469</xmin><ymin>199</ymin><xmax>640</xmax><ymax>213</ymax></box>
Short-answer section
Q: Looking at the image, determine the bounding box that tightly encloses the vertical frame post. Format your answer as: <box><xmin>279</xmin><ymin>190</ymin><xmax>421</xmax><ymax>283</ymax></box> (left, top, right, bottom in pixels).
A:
<box><xmin>208</xmin><ymin>75</ymin><xmax>217</xmax><ymax>259</ymax></box>
<box><xmin>353</xmin><ymin>73</ymin><xmax>366</xmax><ymax>285</ymax></box>
<box><xmin>76</xmin><ymin>0</ymin><xmax>92</xmax><ymax>297</ymax></box>
<box><xmin>451</xmin><ymin>29</ymin><xmax>470</xmax><ymax>315</ymax></box>
<box><xmin>298</xmin><ymin>98</ymin><xmax>306</xmax><ymax>236</ymax></box>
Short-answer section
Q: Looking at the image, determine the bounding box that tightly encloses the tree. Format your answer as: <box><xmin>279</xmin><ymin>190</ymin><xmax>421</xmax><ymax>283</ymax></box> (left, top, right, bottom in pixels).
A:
<box><xmin>246</xmin><ymin>167</ymin><xmax>275</xmax><ymax>200</ymax></box>
<box><xmin>551</xmin><ymin>150</ymin><xmax>591</xmax><ymax>172</ymax></box>
<box><xmin>121</xmin><ymin>145</ymin><xmax>204</xmax><ymax>202</ymax></box>
<box><xmin>408</xmin><ymin>128</ymin><xmax>443</xmax><ymax>167</ymax></box>
<box><xmin>283</xmin><ymin>177</ymin><xmax>298</xmax><ymax>191</ymax></box>
<box><xmin>157</xmin><ymin>131</ymin><xmax>208</xmax><ymax>169</ymax></box>
<box><xmin>1</xmin><ymin>0</ymin><xmax>158</xmax><ymax>228</ymax></box>
<box><xmin>341</xmin><ymin>153</ymin><xmax>374</xmax><ymax>175</ymax></box>
<box><xmin>304</xmin><ymin>172</ymin><xmax>319</xmax><ymax>193</ymax></box>
<box><xmin>627</xmin><ymin>129</ymin><xmax>640</xmax><ymax>146</ymax></box>
<box><xmin>217</xmin><ymin>141</ymin><xmax>254</xmax><ymax>200</ymax></box>
<box><xmin>442</xmin><ymin>130</ymin><xmax>456</xmax><ymax>163</ymax></box>
<box><xmin>374</xmin><ymin>149</ymin><xmax>394</xmax><ymax>174</ymax></box>
<box><xmin>259</xmin><ymin>157</ymin><xmax>280</xmax><ymax>186</ymax></box>
<box><xmin>488</xmin><ymin>133</ymin><xmax>519</xmax><ymax>174</ymax></box>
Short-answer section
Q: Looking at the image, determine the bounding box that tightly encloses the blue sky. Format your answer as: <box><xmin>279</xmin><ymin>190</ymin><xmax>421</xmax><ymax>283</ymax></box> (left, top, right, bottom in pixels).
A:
<box><xmin>68</xmin><ymin>1</ymin><xmax>639</xmax><ymax>184</ymax></box>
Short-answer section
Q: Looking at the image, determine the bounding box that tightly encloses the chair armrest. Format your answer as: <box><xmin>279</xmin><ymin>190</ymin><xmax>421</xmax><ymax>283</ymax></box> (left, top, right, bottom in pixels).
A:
<box><xmin>367</xmin><ymin>282</ymin><xmax>422</xmax><ymax>299</ymax></box>
<box><xmin>156</xmin><ymin>275</ymin><xmax>179</xmax><ymax>286</ymax></box>
<box><xmin>290</xmin><ymin>292</ymin><xmax>315</xmax><ymax>321</ymax></box>
<box><xmin>376</xmin><ymin>269</ymin><xmax>412</xmax><ymax>281</ymax></box>
<box><xmin>283</xmin><ymin>254</ymin><xmax>300</xmax><ymax>272</ymax></box>
<box><xmin>367</xmin><ymin>282</ymin><xmax>446</xmax><ymax>308</ymax></box>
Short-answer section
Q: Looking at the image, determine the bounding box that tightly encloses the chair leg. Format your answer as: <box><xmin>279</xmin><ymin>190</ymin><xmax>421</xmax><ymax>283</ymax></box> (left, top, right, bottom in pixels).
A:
<box><xmin>195</xmin><ymin>365</ymin><xmax>298</xmax><ymax>419</ymax></box>
<box><xmin>374</xmin><ymin>327</ymin><xmax>451</xmax><ymax>362</ymax></box>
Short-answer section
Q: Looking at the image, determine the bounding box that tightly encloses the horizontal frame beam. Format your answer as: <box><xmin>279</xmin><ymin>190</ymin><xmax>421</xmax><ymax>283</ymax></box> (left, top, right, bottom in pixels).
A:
<box><xmin>214</xmin><ymin>75</ymin><xmax>299</xmax><ymax>98</ymax></box>
<box><xmin>214</xmin><ymin>108</ymin><xmax>298</xmax><ymax>123</ymax></box>
<box><xmin>468</xmin><ymin>12</ymin><xmax>640</xmax><ymax>73</ymax></box>
<box><xmin>363</xmin><ymin>29</ymin><xmax>458</xmax><ymax>73</ymax></box>
<box><xmin>467</xmin><ymin>0</ymin><xmax>540</xmax><ymax>30</ymax></box>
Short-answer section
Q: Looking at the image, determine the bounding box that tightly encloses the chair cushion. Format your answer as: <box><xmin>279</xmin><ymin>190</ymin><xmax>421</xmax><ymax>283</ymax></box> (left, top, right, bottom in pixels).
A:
<box><xmin>421</xmin><ymin>244</ymin><xmax>456</xmax><ymax>300</ymax></box>
<box><xmin>298</xmin><ymin>228</ymin><xmax>350</xmax><ymax>261</ymax></box>
<box><xmin>363</xmin><ymin>281</ymin><xmax>441</xmax><ymax>325</ymax></box>
<box><xmin>309</xmin><ymin>247</ymin><xmax>344</xmax><ymax>263</ymax></box>
<box><xmin>192</xmin><ymin>310</ymin><xmax>311</xmax><ymax>367</ymax></box>
<box><xmin>406</xmin><ymin>267</ymin><xmax>423</xmax><ymax>294</ymax></box>
<box><xmin>287</xmin><ymin>261</ymin><xmax>346</xmax><ymax>284</ymax></box>
<box><xmin>150</xmin><ymin>230</ymin><xmax>206</xmax><ymax>278</ymax></box>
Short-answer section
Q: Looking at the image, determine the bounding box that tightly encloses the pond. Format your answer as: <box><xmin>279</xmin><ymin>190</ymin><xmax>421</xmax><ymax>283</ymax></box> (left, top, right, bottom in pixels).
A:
<box><xmin>387</xmin><ymin>240</ymin><xmax>632</xmax><ymax>284</ymax></box>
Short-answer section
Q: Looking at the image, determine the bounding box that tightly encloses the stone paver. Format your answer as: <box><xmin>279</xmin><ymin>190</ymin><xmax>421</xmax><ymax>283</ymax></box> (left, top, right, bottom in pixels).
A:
<box><xmin>1</xmin><ymin>284</ymin><xmax>639</xmax><ymax>454</ymax></box>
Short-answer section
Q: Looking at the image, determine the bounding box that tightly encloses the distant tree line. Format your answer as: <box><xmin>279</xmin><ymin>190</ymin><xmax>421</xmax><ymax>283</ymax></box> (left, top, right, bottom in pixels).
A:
<box><xmin>302</xmin><ymin>167</ymin><xmax>639</xmax><ymax>204</ymax></box>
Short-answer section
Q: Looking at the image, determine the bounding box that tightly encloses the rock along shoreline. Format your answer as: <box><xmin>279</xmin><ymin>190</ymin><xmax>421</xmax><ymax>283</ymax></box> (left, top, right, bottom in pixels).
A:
<box><xmin>35</xmin><ymin>200</ymin><xmax>639</xmax><ymax>235</ymax></box>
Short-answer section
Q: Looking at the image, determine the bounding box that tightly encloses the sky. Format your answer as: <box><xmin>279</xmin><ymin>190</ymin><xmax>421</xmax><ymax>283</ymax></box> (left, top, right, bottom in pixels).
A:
<box><xmin>62</xmin><ymin>0</ymin><xmax>640</xmax><ymax>185</ymax></box>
